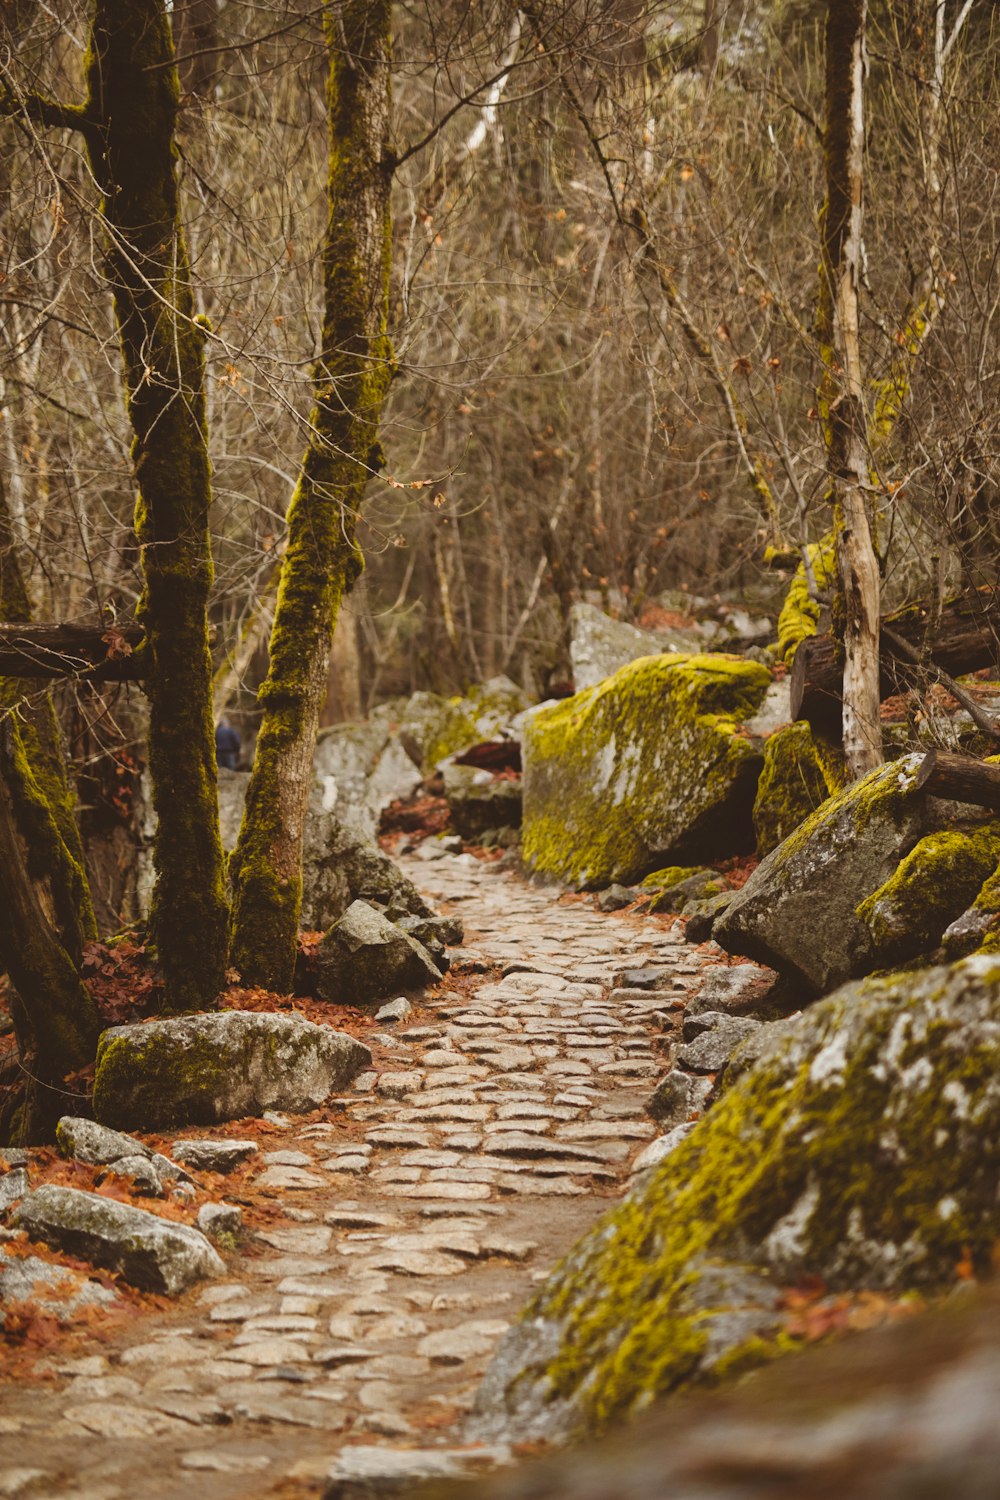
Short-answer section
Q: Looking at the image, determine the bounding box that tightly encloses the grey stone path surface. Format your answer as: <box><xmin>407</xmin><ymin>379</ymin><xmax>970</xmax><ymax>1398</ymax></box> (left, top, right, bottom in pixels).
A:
<box><xmin>0</xmin><ymin>853</ymin><xmax>725</xmax><ymax>1500</ymax></box>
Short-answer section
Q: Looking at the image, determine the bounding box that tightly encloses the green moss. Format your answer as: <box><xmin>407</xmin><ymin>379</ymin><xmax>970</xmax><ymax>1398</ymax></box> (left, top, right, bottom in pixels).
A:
<box><xmin>522</xmin><ymin>653</ymin><xmax>771</xmax><ymax>889</ymax></box>
<box><xmin>93</xmin><ymin>1028</ymin><xmax>230</xmax><ymax>1129</ymax></box>
<box><xmin>228</xmin><ymin>0</ymin><xmax>393</xmax><ymax>992</ymax></box>
<box><xmin>858</xmin><ymin>823</ymin><xmax>1000</xmax><ymax>964</ymax></box>
<box><xmin>753</xmin><ymin>721</ymin><xmax>846</xmax><ymax>856</ymax></box>
<box><xmin>640</xmin><ymin>865</ymin><xmax>702</xmax><ymax>891</ymax></box>
<box><xmin>516</xmin><ymin>954</ymin><xmax>1000</xmax><ymax>1432</ymax></box>
<box><xmin>776</xmin><ymin>540</ymin><xmax>837</xmax><ymax>663</ymax></box>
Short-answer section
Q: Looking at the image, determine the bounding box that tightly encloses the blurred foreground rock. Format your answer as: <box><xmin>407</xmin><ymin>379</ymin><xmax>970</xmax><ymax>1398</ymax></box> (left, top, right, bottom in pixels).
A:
<box><xmin>427</xmin><ymin>1283</ymin><xmax>1000</xmax><ymax>1500</ymax></box>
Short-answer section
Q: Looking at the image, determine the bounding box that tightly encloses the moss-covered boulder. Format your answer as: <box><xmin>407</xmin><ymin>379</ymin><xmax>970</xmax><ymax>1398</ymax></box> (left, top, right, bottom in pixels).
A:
<box><xmin>752</xmin><ymin>721</ymin><xmax>846</xmax><ymax>856</ymax></box>
<box><xmin>715</xmin><ymin>755</ymin><xmax>947</xmax><ymax>992</ymax></box>
<box><xmin>469</xmin><ymin>952</ymin><xmax>1000</xmax><ymax>1444</ymax></box>
<box><xmin>645</xmin><ymin>869</ymin><xmax>725</xmax><ymax>914</ymax></box>
<box><xmin>397</xmin><ymin>677</ymin><xmax>531</xmax><ymax>775</ymax></box>
<box><xmin>857</xmin><ymin>822</ymin><xmax>1000</xmax><ymax>966</ymax></box>
<box><xmin>521</xmin><ymin>654</ymin><xmax>772</xmax><ymax>889</ymax></box>
<box><xmin>93</xmin><ymin>1011</ymin><xmax>371</xmax><ymax>1130</ymax></box>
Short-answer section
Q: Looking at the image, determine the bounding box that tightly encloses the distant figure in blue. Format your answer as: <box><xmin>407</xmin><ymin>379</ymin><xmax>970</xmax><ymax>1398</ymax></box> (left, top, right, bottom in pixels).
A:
<box><xmin>215</xmin><ymin>715</ymin><xmax>241</xmax><ymax>770</ymax></box>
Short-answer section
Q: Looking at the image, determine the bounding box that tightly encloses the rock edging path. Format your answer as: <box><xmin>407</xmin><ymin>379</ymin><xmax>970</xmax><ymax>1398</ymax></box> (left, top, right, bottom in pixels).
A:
<box><xmin>0</xmin><ymin>852</ymin><xmax>731</xmax><ymax>1500</ymax></box>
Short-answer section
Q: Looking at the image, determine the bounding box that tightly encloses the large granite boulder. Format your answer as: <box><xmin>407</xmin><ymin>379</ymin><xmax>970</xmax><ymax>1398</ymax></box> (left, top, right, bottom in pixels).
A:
<box><xmin>301</xmin><ymin>807</ymin><xmax>433</xmax><ymax>932</ymax></box>
<box><xmin>15</xmin><ymin>1185</ymin><xmax>224</xmax><ymax>1295</ymax></box>
<box><xmin>521</xmin><ymin>654</ymin><xmax>772</xmax><ymax>888</ymax></box>
<box><xmin>568</xmin><ymin>602</ymin><xmax>702</xmax><ymax>691</ymax></box>
<box><xmin>92</xmin><ymin>1011</ymin><xmax>371</xmax><ymax>1130</ymax></box>
<box><xmin>397</xmin><ymin>677</ymin><xmax>531</xmax><ymax>775</ymax></box>
<box><xmin>315</xmin><ymin>900</ymin><xmax>443</xmax><ymax>1007</ymax></box>
<box><xmin>469</xmin><ymin>951</ymin><xmax>1000</xmax><ymax>1444</ymax></box>
<box><xmin>715</xmin><ymin>755</ymin><xmax>948</xmax><ymax>992</ymax></box>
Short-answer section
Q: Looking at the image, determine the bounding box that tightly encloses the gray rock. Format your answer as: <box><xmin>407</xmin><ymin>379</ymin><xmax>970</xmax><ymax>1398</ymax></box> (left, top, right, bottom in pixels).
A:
<box><xmin>0</xmin><ymin>1252</ymin><xmax>120</xmax><ymax>1325</ymax></box>
<box><xmin>682</xmin><ymin>892</ymin><xmax>733</xmax><ymax>942</ymax></box>
<box><xmin>302</xmin><ymin>810</ymin><xmax>434</xmax><ymax>933</ymax></box>
<box><xmin>170</xmin><ymin>1138</ymin><xmax>259</xmax><ymax>1173</ymax></box>
<box><xmin>316</xmin><ymin>901</ymin><xmax>442</xmax><ymax>1007</ymax></box>
<box><xmin>374</xmin><ymin>998</ymin><xmax>412</xmax><ymax>1024</ymax></box>
<box><xmin>597</xmin><ymin>884</ymin><xmax>635</xmax><ymax>912</ymax></box>
<box><xmin>100</xmin><ymin>1154</ymin><xmax>163</xmax><ymax>1195</ymax></box>
<box><xmin>714</xmin><ymin>755</ymin><xmax>946</xmax><ymax>991</ymax></box>
<box><xmin>197</xmin><ymin>1202</ymin><xmax>243</xmax><ymax>1243</ymax></box>
<box><xmin>14</xmin><ymin>1185</ymin><xmax>224</xmax><ymax>1295</ymax></box>
<box><xmin>0</xmin><ymin>1149</ymin><xmax>28</xmax><ymax>1168</ymax></box>
<box><xmin>397</xmin><ymin>677</ymin><xmax>530</xmax><ymax>775</ymax></box>
<box><xmin>676</xmin><ymin>1015</ymin><xmax>761</xmax><ymax>1073</ymax></box>
<box><xmin>323</xmin><ymin>1444</ymin><xmax>511</xmax><ymax>1499</ymax></box>
<box><xmin>56</xmin><ymin>1116</ymin><xmax>154</xmax><ymax>1167</ymax></box>
<box><xmin>569</xmin><ymin>601</ymin><xmax>702</xmax><ymax>691</ymax></box>
<box><xmin>641</xmin><ymin>1068</ymin><xmax>710</xmax><ymax>1128</ymax></box>
<box><xmin>93</xmin><ymin>1011</ymin><xmax>371</xmax><ymax>1130</ymax></box>
<box><xmin>629</xmin><ymin>1124</ymin><xmax>697</xmax><ymax>1176</ymax></box>
<box><xmin>0</xmin><ymin>1168</ymin><xmax>29</xmax><ymax>1218</ymax></box>
<box><xmin>615</xmin><ymin>967</ymin><xmax>671</xmax><ymax>990</ymax></box>
<box><xmin>443</xmin><ymin>762</ymin><xmax>523</xmax><ymax>840</ymax></box>
<box><xmin>687</xmin><ymin>963</ymin><xmax>777</xmax><ymax>1016</ymax></box>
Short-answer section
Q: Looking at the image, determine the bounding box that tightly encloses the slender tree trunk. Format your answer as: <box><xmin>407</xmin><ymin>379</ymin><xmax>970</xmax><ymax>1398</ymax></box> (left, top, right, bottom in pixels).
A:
<box><xmin>83</xmin><ymin>1</ymin><xmax>228</xmax><ymax>1009</ymax></box>
<box><xmin>228</xmin><ymin>1</ymin><xmax>393</xmax><ymax>990</ymax></box>
<box><xmin>823</xmin><ymin>0</ymin><xmax>882</xmax><ymax>777</ymax></box>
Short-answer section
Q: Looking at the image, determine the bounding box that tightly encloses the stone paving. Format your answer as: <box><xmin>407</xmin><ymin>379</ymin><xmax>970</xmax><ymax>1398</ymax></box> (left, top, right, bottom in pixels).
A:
<box><xmin>0</xmin><ymin>852</ymin><xmax>727</xmax><ymax>1500</ymax></box>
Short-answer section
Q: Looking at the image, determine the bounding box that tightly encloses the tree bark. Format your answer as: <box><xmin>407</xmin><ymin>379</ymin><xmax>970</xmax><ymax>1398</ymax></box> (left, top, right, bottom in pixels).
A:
<box><xmin>823</xmin><ymin>0</ymin><xmax>883</xmax><ymax>777</ymax></box>
<box><xmin>228</xmin><ymin>1</ymin><xmax>393</xmax><ymax>990</ymax></box>
<box><xmin>0</xmin><ymin>622</ymin><xmax>143</xmax><ymax>679</ymax></box>
<box><xmin>83</xmin><ymin>1</ymin><xmax>228</xmax><ymax>1010</ymax></box>
<box><xmin>914</xmin><ymin>749</ymin><xmax>1000</xmax><ymax>810</ymax></box>
<box><xmin>791</xmin><ymin>586</ymin><xmax>1000</xmax><ymax>722</ymax></box>
<box><xmin>0</xmin><ymin>474</ymin><xmax>99</xmax><ymax>1143</ymax></box>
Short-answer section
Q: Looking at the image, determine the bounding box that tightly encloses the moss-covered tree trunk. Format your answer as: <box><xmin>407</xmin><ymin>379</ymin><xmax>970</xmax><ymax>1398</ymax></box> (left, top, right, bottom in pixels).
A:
<box><xmin>83</xmin><ymin>0</ymin><xmax>228</xmax><ymax>1009</ymax></box>
<box><xmin>228</xmin><ymin>1</ymin><xmax>393</xmax><ymax>991</ymax></box>
<box><xmin>822</xmin><ymin>0</ymin><xmax>883</xmax><ymax>778</ymax></box>
<box><xmin>0</xmin><ymin>473</ymin><xmax>100</xmax><ymax>1142</ymax></box>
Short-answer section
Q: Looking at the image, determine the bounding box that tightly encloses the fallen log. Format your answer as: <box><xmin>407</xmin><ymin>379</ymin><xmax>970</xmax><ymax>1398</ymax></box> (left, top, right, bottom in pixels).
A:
<box><xmin>914</xmin><ymin>748</ymin><xmax>1000</xmax><ymax>811</ymax></box>
<box><xmin>791</xmin><ymin>588</ymin><xmax>1000</xmax><ymax>726</ymax></box>
<box><xmin>0</xmin><ymin>622</ymin><xmax>144</xmax><ymax>680</ymax></box>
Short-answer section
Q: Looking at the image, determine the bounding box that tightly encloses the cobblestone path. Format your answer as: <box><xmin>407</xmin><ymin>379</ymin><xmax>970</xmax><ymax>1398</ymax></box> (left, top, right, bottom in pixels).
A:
<box><xmin>0</xmin><ymin>853</ymin><xmax>723</xmax><ymax>1500</ymax></box>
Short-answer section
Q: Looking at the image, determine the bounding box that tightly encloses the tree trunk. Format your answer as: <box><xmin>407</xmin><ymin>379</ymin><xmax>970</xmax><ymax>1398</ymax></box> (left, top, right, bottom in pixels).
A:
<box><xmin>228</xmin><ymin>1</ymin><xmax>393</xmax><ymax>991</ymax></box>
<box><xmin>83</xmin><ymin>1</ymin><xmax>228</xmax><ymax>1010</ymax></box>
<box><xmin>823</xmin><ymin>0</ymin><xmax>882</xmax><ymax>777</ymax></box>
<box><xmin>0</xmin><ymin>473</ymin><xmax>99</xmax><ymax>1143</ymax></box>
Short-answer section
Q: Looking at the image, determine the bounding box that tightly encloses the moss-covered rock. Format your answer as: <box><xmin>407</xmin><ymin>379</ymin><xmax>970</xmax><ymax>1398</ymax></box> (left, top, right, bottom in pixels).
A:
<box><xmin>397</xmin><ymin>677</ymin><xmax>531</xmax><ymax>775</ymax></box>
<box><xmin>752</xmin><ymin>721</ymin><xmax>846</xmax><ymax>856</ymax></box>
<box><xmin>93</xmin><ymin>1011</ymin><xmax>371</xmax><ymax>1130</ymax></box>
<box><xmin>857</xmin><ymin>822</ymin><xmax>1000</xmax><ymax>965</ymax></box>
<box><xmin>469</xmin><ymin>952</ymin><xmax>1000</xmax><ymax>1444</ymax></box>
<box><xmin>521</xmin><ymin>654</ymin><xmax>772</xmax><ymax>889</ymax></box>
<box><xmin>646</xmin><ymin>869</ymin><xmax>724</xmax><ymax>914</ymax></box>
<box><xmin>715</xmin><ymin>755</ymin><xmax>946</xmax><ymax>992</ymax></box>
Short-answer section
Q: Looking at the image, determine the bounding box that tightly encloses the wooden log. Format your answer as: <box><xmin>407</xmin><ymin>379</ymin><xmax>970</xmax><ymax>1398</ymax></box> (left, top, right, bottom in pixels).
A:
<box><xmin>0</xmin><ymin>621</ymin><xmax>144</xmax><ymax>680</ymax></box>
<box><xmin>791</xmin><ymin>587</ymin><xmax>1000</xmax><ymax>725</ymax></box>
<box><xmin>914</xmin><ymin>749</ymin><xmax>1000</xmax><ymax>811</ymax></box>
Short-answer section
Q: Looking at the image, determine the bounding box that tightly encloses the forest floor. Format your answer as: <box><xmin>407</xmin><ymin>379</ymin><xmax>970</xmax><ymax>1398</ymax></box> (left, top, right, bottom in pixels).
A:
<box><xmin>0</xmin><ymin>851</ymin><xmax>729</xmax><ymax>1500</ymax></box>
